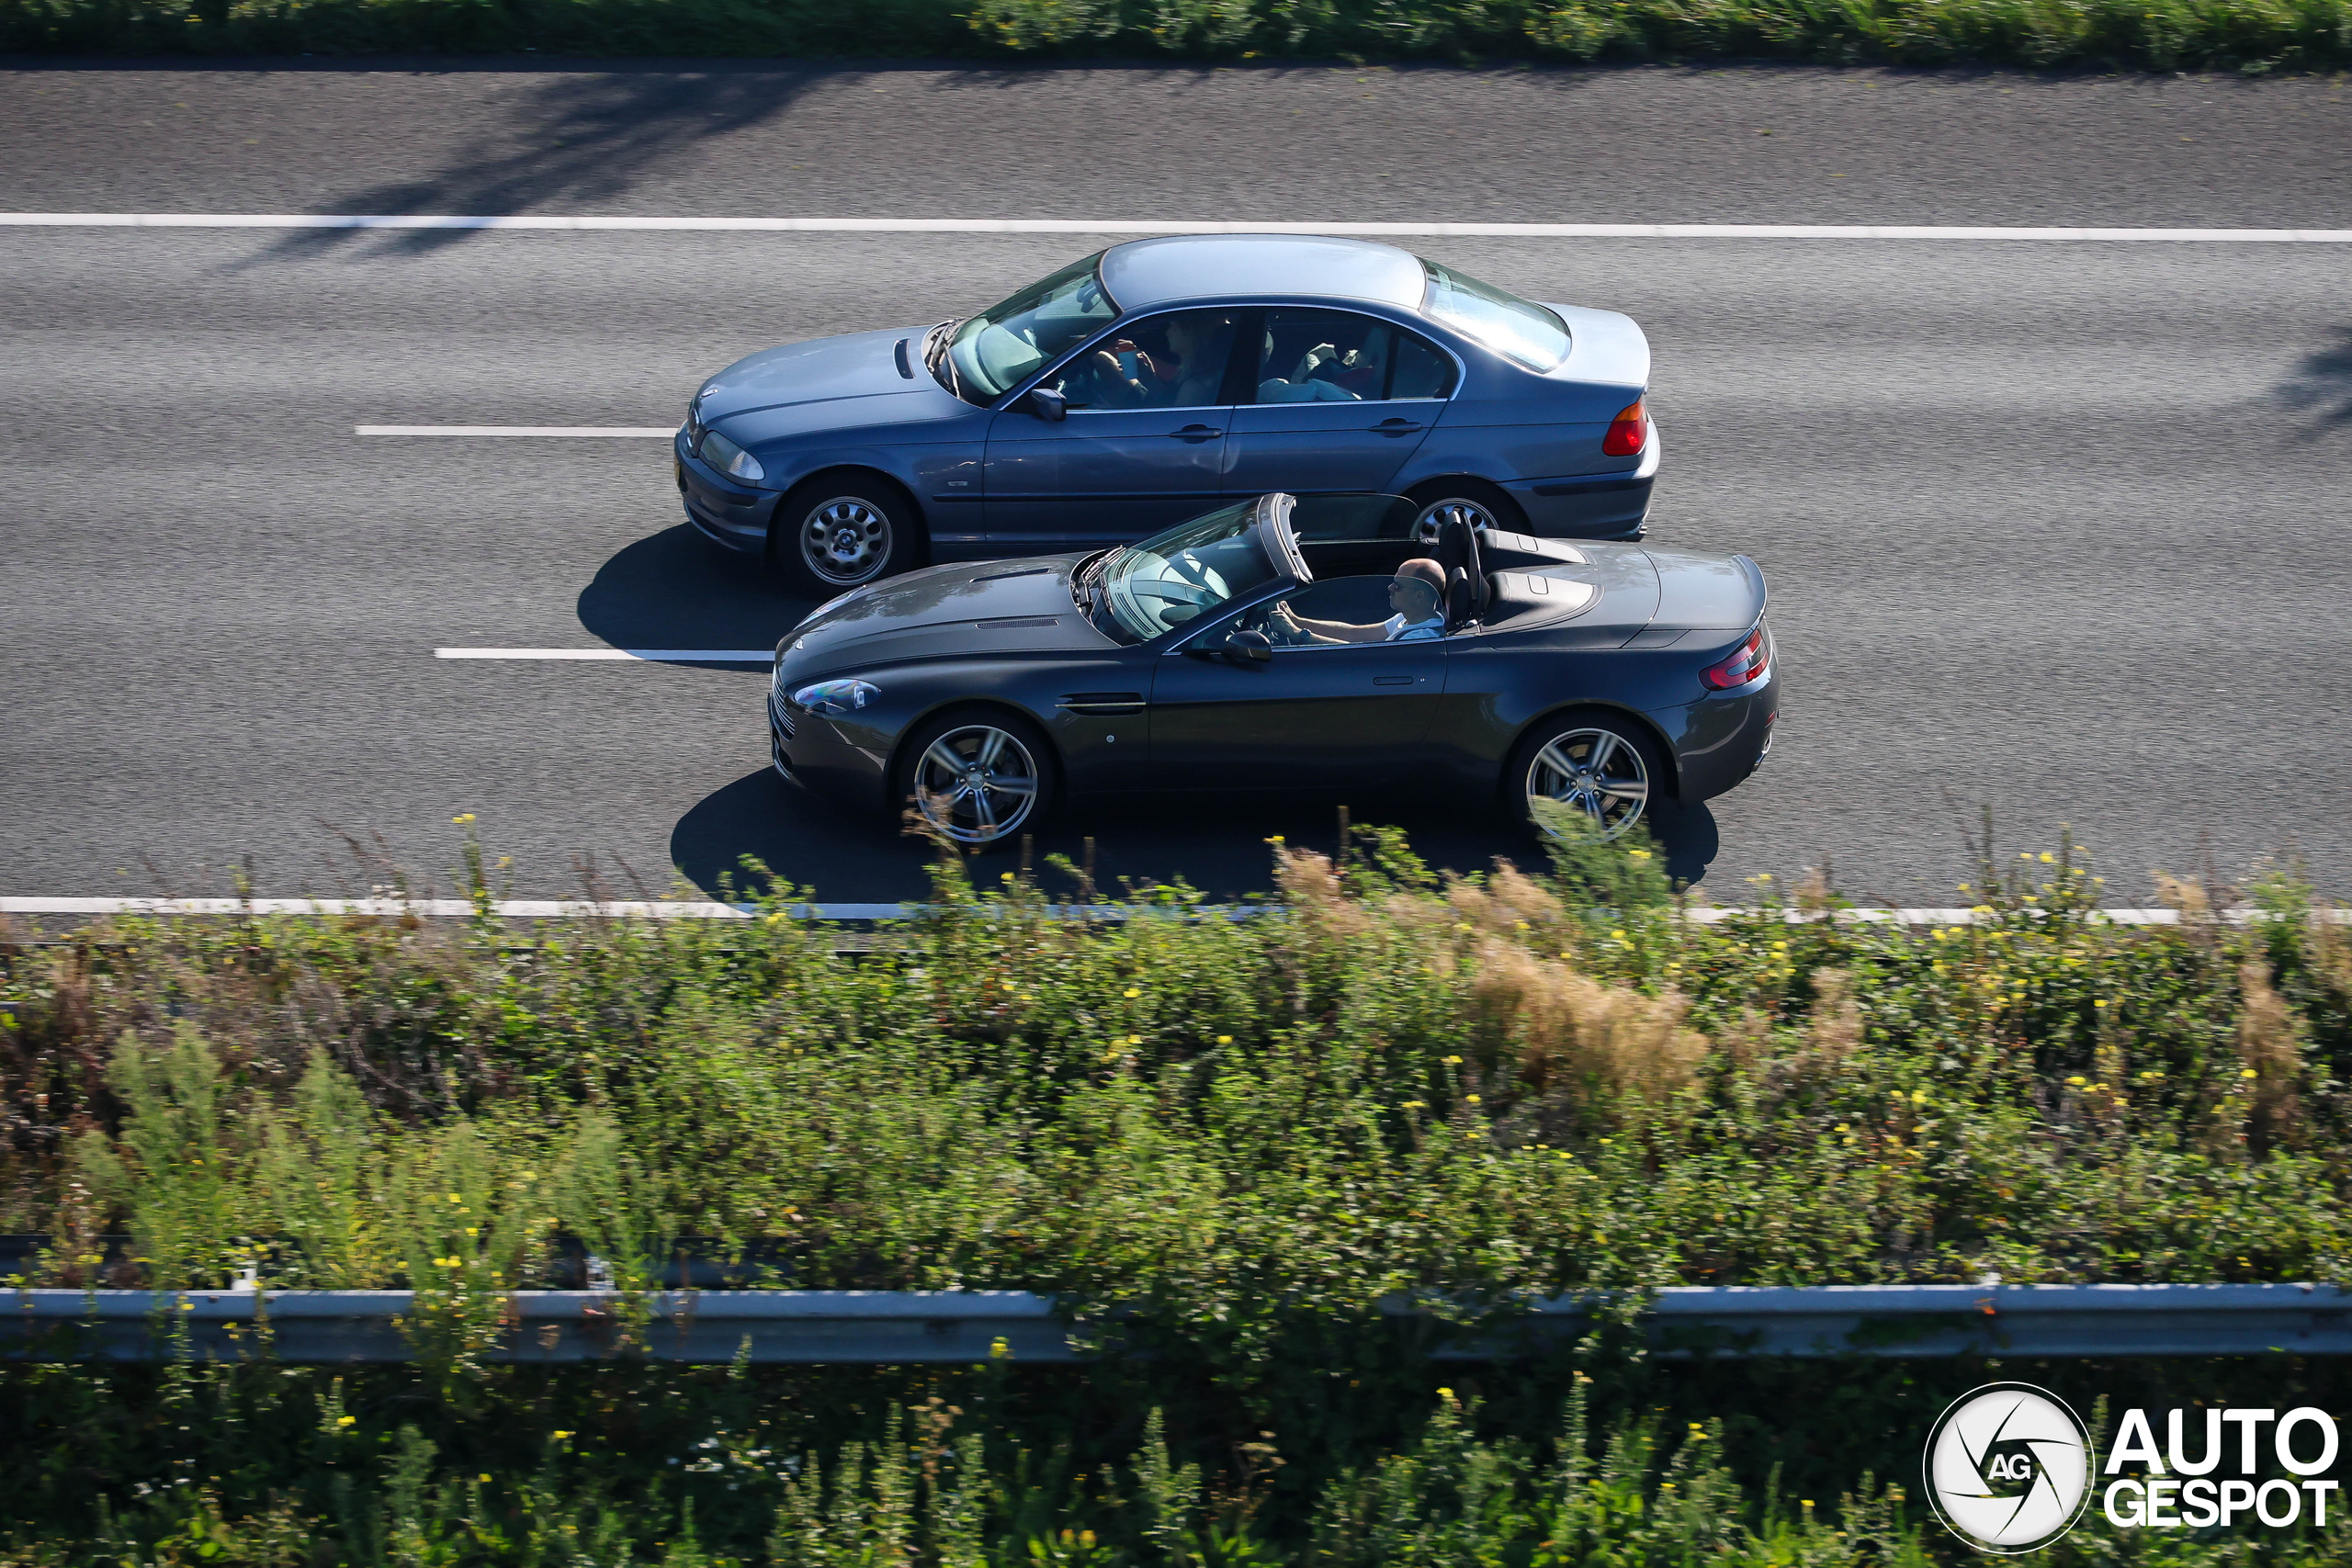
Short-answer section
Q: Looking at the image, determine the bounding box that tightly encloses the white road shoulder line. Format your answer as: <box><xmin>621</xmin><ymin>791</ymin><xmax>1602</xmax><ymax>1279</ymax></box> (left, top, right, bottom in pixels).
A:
<box><xmin>3</xmin><ymin>897</ymin><xmax>2339</xmax><ymax>925</ymax></box>
<box><xmin>357</xmin><ymin>424</ymin><xmax>676</xmax><ymax>436</ymax></box>
<box><xmin>7</xmin><ymin>213</ymin><xmax>2352</xmax><ymax>242</ymax></box>
<box><xmin>435</xmin><ymin>649</ymin><xmax>773</xmax><ymax>661</ymax></box>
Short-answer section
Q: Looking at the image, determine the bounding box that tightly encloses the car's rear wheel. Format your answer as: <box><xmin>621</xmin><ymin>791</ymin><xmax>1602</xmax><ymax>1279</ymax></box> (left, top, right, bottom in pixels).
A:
<box><xmin>894</xmin><ymin>709</ymin><xmax>1057</xmax><ymax>851</ymax></box>
<box><xmin>1407</xmin><ymin>478</ymin><xmax>1526</xmax><ymax>543</ymax></box>
<box><xmin>772</xmin><ymin>475</ymin><xmax>921</xmax><ymax>598</ymax></box>
<box><xmin>1508</xmin><ymin>710</ymin><xmax>1661</xmax><ymax>841</ymax></box>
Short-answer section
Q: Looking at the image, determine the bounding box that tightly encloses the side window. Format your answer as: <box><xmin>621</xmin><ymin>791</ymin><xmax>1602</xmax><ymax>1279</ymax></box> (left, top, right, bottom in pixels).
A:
<box><xmin>1232</xmin><ymin>572</ymin><xmax>1448</xmax><ymax>648</ymax></box>
<box><xmin>1246</xmin><ymin>311</ymin><xmax>1457</xmax><ymax>404</ymax></box>
<box><xmin>1039</xmin><ymin>309</ymin><xmax>1239</xmax><ymax>412</ymax></box>
<box><xmin>1250</xmin><ymin>310</ymin><xmax>1391</xmax><ymax>405</ymax></box>
<box><xmin>1387</xmin><ymin>330</ymin><xmax>1456</xmax><ymax>400</ymax></box>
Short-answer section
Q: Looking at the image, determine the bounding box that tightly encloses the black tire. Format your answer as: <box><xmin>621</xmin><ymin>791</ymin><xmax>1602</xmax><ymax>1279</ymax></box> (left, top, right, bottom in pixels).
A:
<box><xmin>1406</xmin><ymin>477</ymin><xmax>1528</xmax><ymax>542</ymax></box>
<box><xmin>1505</xmin><ymin>709</ymin><xmax>1665</xmax><ymax>842</ymax></box>
<box><xmin>770</xmin><ymin>473</ymin><xmax>923</xmax><ymax>598</ymax></box>
<box><xmin>891</xmin><ymin>707</ymin><xmax>1059</xmax><ymax>852</ymax></box>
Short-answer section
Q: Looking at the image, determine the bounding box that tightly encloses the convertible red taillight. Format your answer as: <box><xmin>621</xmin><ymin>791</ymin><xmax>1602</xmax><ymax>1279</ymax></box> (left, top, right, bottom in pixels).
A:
<box><xmin>1701</xmin><ymin>626</ymin><xmax>1770</xmax><ymax>691</ymax></box>
<box><xmin>1600</xmin><ymin>398</ymin><xmax>1649</xmax><ymax>457</ymax></box>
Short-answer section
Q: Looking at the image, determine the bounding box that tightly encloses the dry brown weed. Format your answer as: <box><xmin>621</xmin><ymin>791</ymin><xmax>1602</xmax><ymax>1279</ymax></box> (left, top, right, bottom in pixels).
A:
<box><xmin>1471</xmin><ymin>938</ymin><xmax>1706</xmax><ymax>1101</ymax></box>
<box><xmin>2236</xmin><ymin>957</ymin><xmax>2305</xmax><ymax>1147</ymax></box>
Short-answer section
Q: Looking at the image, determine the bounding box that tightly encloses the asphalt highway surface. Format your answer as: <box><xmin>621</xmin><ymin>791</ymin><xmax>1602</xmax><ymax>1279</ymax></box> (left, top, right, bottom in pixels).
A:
<box><xmin>3</xmin><ymin>63</ymin><xmax>2350</xmax><ymax>907</ymax></box>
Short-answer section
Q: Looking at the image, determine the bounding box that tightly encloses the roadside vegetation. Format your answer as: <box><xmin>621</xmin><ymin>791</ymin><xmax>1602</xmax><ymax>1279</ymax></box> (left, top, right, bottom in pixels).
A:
<box><xmin>4</xmin><ymin>819</ymin><xmax>2351</xmax><ymax>1562</ymax></box>
<box><xmin>3</xmin><ymin>0</ymin><xmax>2348</xmax><ymax>73</ymax></box>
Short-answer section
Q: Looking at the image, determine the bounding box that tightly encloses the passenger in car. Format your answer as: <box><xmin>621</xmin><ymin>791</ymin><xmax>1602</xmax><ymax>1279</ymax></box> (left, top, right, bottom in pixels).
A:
<box><xmin>1296</xmin><ymin>332</ymin><xmax>1387</xmax><ymax>398</ymax></box>
<box><xmin>1255</xmin><ymin>332</ymin><xmax>1361</xmax><ymax>403</ymax></box>
<box><xmin>1084</xmin><ymin>313</ymin><xmax>1236</xmax><ymax>408</ymax></box>
<box><xmin>1263</xmin><ymin>560</ymin><xmax>1448</xmax><ymax>645</ymax></box>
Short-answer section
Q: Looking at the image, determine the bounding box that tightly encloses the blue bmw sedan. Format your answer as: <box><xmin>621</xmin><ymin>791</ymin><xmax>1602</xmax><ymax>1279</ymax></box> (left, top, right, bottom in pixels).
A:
<box><xmin>676</xmin><ymin>234</ymin><xmax>1658</xmax><ymax>597</ymax></box>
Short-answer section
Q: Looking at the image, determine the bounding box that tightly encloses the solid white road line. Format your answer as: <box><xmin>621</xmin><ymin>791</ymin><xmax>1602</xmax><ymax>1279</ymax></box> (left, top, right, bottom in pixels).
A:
<box><xmin>357</xmin><ymin>424</ymin><xmax>675</xmax><ymax>437</ymax></box>
<box><xmin>435</xmin><ymin>649</ymin><xmax>772</xmax><ymax>661</ymax></box>
<box><xmin>2</xmin><ymin>897</ymin><xmax>2336</xmax><ymax>925</ymax></box>
<box><xmin>7</xmin><ymin>213</ymin><xmax>2352</xmax><ymax>242</ymax></box>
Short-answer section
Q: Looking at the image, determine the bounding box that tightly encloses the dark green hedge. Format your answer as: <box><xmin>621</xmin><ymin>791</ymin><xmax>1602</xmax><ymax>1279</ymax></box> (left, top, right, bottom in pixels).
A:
<box><xmin>3</xmin><ymin>0</ymin><xmax>2349</xmax><ymax>72</ymax></box>
<box><xmin>7</xmin><ymin>1350</ymin><xmax>2352</xmax><ymax>1562</ymax></box>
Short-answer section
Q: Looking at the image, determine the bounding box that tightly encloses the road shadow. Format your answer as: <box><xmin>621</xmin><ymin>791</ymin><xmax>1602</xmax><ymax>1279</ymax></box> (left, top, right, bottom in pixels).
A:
<box><xmin>672</xmin><ymin>768</ymin><xmax>1720</xmax><ymax>905</ymax></box>
<box><xmin>2277</xmin><ymin>327</ymin><xmax>2352</xmax><ymax>437</ymax></box>
<box><xmin>576</xmin><ymin>525</ymin><xmax>809</xmax><ymax>661</ymax></box>
<box><xmin>254</xmin><ymin>66</ymin><xmax>833</xmax><ymax>258</ymax></box>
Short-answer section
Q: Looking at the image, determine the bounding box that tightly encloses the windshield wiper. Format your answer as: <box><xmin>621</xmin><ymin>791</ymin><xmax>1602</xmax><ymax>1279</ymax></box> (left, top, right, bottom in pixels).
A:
<box><xmin>922</xmin><ymin>320</ymin><xmax>966</xmax><ymax>400</ymax></box>
<box><xmin>1071</xmin><ymin>551</ymin><xmax>1112</xmax><ymax>615</ymax></box>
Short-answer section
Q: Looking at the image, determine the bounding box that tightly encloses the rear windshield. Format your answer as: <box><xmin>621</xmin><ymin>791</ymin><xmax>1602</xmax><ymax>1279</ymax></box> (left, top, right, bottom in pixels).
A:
<box><xmin>1419</xmin><ymin>260</ymin><xmax>1571</xmax><ymax>373</ymax></box>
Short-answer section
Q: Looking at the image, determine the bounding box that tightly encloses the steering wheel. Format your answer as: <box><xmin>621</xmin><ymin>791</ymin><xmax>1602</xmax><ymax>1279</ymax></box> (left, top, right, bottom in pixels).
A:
<box><xmin>1256</xmin><ymin>602</ymin><xmax>1312</xmax><ymax>646</ymax></box>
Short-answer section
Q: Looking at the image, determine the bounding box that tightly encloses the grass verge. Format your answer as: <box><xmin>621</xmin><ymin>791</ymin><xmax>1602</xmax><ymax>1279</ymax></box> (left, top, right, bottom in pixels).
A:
<box><xmin>3</xmin><ymin>820</ymin><xmax>2351</xmax><ymax>1561</ymax></box>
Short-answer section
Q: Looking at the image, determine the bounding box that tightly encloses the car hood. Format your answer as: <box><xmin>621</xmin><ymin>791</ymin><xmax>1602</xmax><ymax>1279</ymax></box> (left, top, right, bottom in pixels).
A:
<box><xmin>777</xmin><ymin>555</ymin><xmax>1112</xmax><ymax>678</ymax></box>
<box><xmin>696</xmin><ymin>326</ymin><xmax>933</xmax><ymax>425</ymax></box>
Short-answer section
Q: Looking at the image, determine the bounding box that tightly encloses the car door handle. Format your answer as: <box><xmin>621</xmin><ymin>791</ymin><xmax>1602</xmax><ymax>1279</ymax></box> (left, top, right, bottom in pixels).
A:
<box><xmin>1373</xmin><ymin>675</ymin><xmax>1416</xmax><ymax>685</ymax></box>
<box><xmin>1370</xmin><ymin>418</ymin><xmax>1425</xmax><ymax>435</ymax></box>
<box><xmin>1168</xmin><ymin>424</ymin><xmax>1223</xmax><ymax>442</ymax></box>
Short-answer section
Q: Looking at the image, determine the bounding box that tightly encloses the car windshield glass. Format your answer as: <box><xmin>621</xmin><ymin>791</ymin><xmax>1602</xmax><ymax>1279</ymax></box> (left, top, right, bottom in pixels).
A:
<box><xmin>1419</xmin><ymin>259</ymin><xmax>1571</xmax><ymax>372</ymax></box>
<box><xmin>948</xmin><ymin>254</ymin><xmax>1120</xmax><ymax>400</ymax></box>
<box><xmin>1093</xmin><ymin>501</ymin><xmax>1282</xmax><ymax>644</ymax></box>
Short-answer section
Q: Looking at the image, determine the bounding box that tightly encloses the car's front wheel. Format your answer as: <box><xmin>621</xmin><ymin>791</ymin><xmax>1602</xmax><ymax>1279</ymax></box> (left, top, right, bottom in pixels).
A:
<box><xmin>894</xmin><ymin>708</ymin><xmax>1057</xmax><ymax>851</ymax></box>
<box><xmin>1508</xmin><ymin>710</ymin><xmax>1661</xmax><ymax>841</ymax></box>
<box><xmin>772</xmin><ymin>476</ymin><xmax>921</xmax><ymax>597</ymax></box>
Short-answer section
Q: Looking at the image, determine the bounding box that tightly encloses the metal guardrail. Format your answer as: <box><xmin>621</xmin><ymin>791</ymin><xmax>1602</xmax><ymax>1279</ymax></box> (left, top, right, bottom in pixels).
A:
<box><xmin>3</xmin><ymin>1290</ymin><xmax>1079</xmax><ymax>1365</ymax></box>
<box><xmin>8</xmin><ymin>1283</ymin><xmax>2347</xmax><ymax>1364</ymax></box>
<box><xmin>1613</xmin><ymin>1283</ymin><xmax>2352</xmax><ymax>1360</ymax></box>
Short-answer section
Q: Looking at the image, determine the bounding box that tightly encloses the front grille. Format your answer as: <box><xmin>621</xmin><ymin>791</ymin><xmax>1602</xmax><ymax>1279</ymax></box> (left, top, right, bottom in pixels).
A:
<box><xmin>771</xmin><ymin>690</ymin><xmax>797</xmax><ymax>740</ymax></box>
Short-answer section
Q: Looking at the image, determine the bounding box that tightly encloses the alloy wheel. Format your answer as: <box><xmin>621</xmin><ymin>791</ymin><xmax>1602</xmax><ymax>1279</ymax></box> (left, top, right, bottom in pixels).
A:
<box><xmin>799</xmin><ymin>496</ymin><xmax>894</xmax><ymax>587</ymax></box>
<box><xmin>1412</xmin><ymin>497</ymin><xmax>1499</xmax><ymax>544</ymax></box>
<box><xmin>1527</xmin><ymin>728</ymin><xmax>1649</xmax><ymax>840</ymax></box>
<box><xmin>911</xmin><ymin>725</ymin><xmax>1041</xmax><ymax>845</ymax></box>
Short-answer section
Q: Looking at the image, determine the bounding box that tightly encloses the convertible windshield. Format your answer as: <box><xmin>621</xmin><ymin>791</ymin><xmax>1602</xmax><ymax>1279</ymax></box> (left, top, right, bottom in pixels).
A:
<box><xmin>1419</xmin><ymin>259</ymin><xmax>1571</xmax><ymax>372</ymax></box>
<box><xmin>1092</xmin><ymin>502</ymin><xmax>1283</xmax><ymax>644</ymax></box>
<box><xmin>946</xmin><ymin>254</ymin><xmax>1120</xmax><ymax>401</ymax></box>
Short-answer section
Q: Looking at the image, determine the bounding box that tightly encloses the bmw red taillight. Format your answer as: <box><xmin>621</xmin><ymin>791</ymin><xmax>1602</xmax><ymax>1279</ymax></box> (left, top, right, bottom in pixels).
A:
<box><xmin>1601</xmin><ymin>398</ymin><xmax>1649</xmax><ymax>457</ymax></box>
<box><xmin>1701</xmin><ymin>626</ymin><xmax>1770</xmax><ymax>691</ymax></box>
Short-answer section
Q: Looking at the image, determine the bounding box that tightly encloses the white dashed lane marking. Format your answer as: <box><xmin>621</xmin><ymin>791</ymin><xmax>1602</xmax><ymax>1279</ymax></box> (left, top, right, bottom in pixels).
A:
<box><xmin>357</xmin><ymin>425</ymin><xmax>675</xmax><ymax>436</ymax></box>
<box><xmin>435</xmin><ymin>649</ymin><xmax>773</xmax><ymax>661</ymax></box>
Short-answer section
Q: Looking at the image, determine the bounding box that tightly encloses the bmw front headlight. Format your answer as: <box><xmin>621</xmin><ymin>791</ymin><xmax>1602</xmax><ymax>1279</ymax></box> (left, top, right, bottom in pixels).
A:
<box><xmin>792</xmin><ymin>679</ymin><xmax>879</xmax><ymax>716</ymax></box>
<box><xmin>697</xmin><ymin>429</ymin><xmax>764</xmax><ymax>484</ymax></box>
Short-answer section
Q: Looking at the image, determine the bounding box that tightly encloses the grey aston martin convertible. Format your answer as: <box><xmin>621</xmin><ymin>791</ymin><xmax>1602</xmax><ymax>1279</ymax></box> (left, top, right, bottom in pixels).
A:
<box><xmin>682</xmin><ymin>234</ymin><xmax>1658</xmax><ymax>597</ymax></box>
<box><xmin>767</xmin><ymin>494</ymin><xmax>1774</xmax><ymax>846</ymax></box>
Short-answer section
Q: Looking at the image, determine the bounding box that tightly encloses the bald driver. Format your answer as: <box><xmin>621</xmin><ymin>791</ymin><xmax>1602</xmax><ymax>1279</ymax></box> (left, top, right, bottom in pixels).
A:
<box><xmin>1263</xmin><ymin>558</ymin><xmax>1448</xmax><ymax>646</ymax></box>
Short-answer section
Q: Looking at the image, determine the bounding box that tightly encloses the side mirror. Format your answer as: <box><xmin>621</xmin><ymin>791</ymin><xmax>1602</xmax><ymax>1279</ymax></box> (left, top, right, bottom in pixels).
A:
<box><xmin>1223</xmin><ymin>629</ymin><xmax>1273</xmax><ymax>666</ymax></box>
<box><xmin>1026</xmin><ymin>386</ymin><xmax>1068</xmax><ymax>423</ymax></box>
